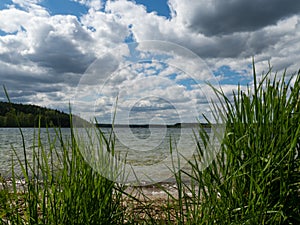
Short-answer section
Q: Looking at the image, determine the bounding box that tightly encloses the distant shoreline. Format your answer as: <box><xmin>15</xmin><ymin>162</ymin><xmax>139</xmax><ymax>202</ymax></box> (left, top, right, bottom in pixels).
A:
<box><xmin>0</xmin><ymin>123</ymin><xmax>211</xmax><ymax>128</ymax></box>
<box><xmin>96</xmin><ymin>123</ymin><xmax>211</xmax><ymax>128</ymax></box>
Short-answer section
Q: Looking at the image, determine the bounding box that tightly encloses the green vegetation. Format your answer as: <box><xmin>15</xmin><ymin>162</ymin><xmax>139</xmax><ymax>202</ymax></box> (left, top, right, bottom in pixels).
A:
<box><xmin>161</xmin><ymin>66</ymin><xmax>300</xmax><ymax>224</ymax></box>
<box><xmin>0</xmin><ymin>123</ymin><xmax>126</xmax><ymax>224</ymax></box>
<box><xmin>0</xmin><ymin>101</ymin><xmax>70</xmax><ymax>127</ymax></box>
<box><xmin>0</xmin><ymin>64</ymin><xmax>299</xmax><ymax>224</ymax></box>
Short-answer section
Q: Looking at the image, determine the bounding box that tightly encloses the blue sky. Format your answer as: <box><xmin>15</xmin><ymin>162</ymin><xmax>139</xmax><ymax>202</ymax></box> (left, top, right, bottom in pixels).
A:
<box><xmin>133</xmin><ymin>0</ymin><xmax>170</xmax><ymax>18</ymax></box>
<box><xmin>5</xmin><ymin>0</ymin><xmax>171</xmax><ymax>19</ymax></box>
<box><xmin>0</xmin><ymin>0</ymin><xmax>299</xmax><ymax>123</ymax></box>
<box><xmin>40</xmin><ymin>0</ymin><xmax>89</xmax><ymax>16</ymax></box>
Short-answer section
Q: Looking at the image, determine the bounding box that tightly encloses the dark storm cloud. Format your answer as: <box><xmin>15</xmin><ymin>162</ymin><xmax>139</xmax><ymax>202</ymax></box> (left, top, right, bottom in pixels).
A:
<box><xmin>188</xmin><ymin>0</ymin><xmax>300</xmax><ymax>36</ymax></box>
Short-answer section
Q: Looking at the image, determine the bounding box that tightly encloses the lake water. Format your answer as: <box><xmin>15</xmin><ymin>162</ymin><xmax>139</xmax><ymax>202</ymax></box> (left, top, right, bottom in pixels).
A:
<box><xmin>0</xmin><ymin>127</ymin><xmax>213</xmax><ymax>184</ymax></box>
<box><xmin>0</xmin><ymin>128</ymin><xmax>70</xmax><ymax>177</ymax></box>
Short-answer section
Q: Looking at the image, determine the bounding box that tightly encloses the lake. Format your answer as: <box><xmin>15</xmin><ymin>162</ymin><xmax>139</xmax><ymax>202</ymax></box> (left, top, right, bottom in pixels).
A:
<box><xmin>0</xmin><ymin>127</ymin><xmax>213</xmax><ymax>184</ymax></box>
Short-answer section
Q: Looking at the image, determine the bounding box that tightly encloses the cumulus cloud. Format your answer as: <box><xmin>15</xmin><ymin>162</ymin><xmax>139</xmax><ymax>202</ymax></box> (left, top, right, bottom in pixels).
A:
<box><xmin>0</xmin><ymin>1</ymin><xmax>129</xmax><ymax>107</ymax></box>
<box><xmin>105</xmin><ymin>0</ymin><xmax>300</xmax><ymax>70</ymax></box>
<box><xmin>71</xmin><ymin>42</ymin><xmax>218</xmax><ymax>124</ymax></box>
<box><xmin>169</xmin><ymin>0</ymin><xmax>300</xmax><ymax>36</ymax></box>
<box><xmin>0</xmin><ymin>0</ymin><xmax>299</xmax><ymax>123</ymax></box>
<box><xmin>73</xmin><ymin>0</ymin><xmax>102</xmax><ymax>11</ymax></box>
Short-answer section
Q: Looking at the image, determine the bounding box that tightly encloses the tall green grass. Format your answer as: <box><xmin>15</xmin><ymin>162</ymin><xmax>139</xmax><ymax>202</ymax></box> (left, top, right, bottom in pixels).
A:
<box><xmin>0</xmin><ymin>119</ymin><xmax>126</xmax><ymax>224</ymax></box>
<box><xmin>160</xmin><ymin>65</ymin><xmax>300</xmax><ymax>224</ymax></box>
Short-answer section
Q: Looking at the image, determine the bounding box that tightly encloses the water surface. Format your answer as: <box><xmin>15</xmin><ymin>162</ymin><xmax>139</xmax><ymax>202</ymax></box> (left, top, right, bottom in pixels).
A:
<box><xmin>0</xmin><ymin>127</ymin><xmax>206</xmax><ymax>183</ymax></box>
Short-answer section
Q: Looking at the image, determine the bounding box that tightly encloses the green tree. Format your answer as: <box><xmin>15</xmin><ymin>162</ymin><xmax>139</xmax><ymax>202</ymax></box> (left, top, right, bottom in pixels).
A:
<box><xmin>0</xmin><ymin>116</ymin><xmax>6</xmax><ymax>127</ymax></box>
<box><xmin>5</xmin><ymin>110</ymin><xmax>17</xmax><ymax>127</ymax></box>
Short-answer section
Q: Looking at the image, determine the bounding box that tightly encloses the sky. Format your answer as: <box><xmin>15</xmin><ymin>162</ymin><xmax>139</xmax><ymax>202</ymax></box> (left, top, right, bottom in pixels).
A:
<box><xmin>1</xmin><ymin>0</ymin><xmax>300</xmax><ymax>124</ymax></box>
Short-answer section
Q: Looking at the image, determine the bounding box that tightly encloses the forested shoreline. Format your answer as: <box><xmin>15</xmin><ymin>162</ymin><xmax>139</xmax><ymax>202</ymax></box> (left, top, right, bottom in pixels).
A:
<box><xmin>0</xmin><ymin>101</ymin><xmax>70</xmax><ymax>127</ymax></box>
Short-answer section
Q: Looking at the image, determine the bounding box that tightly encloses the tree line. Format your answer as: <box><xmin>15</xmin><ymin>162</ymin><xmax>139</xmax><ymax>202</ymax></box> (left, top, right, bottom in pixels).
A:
<box><xmin>0</xmin><ymin>101</ymin><xmax>71</xmax><ymax>127</ymax></box>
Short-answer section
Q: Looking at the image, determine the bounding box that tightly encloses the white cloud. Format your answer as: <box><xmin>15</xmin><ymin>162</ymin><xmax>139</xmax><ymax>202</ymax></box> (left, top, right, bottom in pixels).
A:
<box><xmin>0</xmin><ymin>0</ymin><xmax>299</xmax><ymax>123</ymax></box>
<box><xmin>73</xmin><ymin>0</ymin><xmax>102</xmax><ymax>11</ymax></box>
<box><xmin>168</xmin><ymin>0</ymin><xmax>300</xmax><ymax>36</ymax></box>
<box><xmin>74</xmin><ymin>46</ymin><xmax>218</xmax><ymax>124</ymax></box>
<box><xmin>12</xmin><ymin>0</ymin><xmax>49</xmax><ymax>16</ymax></box>
<box><xmin>80</xmin><ymin>9</ymin><xmax>130</xmax><ymax>55</ymax></box>
<box><xmin>0</xmin><ymin>8</ymin><xmax>32</xmax><ymax>33</ymax></box>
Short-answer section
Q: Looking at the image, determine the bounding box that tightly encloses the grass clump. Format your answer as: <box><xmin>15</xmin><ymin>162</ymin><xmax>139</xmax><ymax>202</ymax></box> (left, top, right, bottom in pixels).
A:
<box><xmin>165</xmin><ymin>65</ymin><xmax>300</xmax><ymax>224</ymax></box>
<box><xmin>0</xmin><ymin>122</ymin><xmax>126</xmax><ymax>224</ymax></box>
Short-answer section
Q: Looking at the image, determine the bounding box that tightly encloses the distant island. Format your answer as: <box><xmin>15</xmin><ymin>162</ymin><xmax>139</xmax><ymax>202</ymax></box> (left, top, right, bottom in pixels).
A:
<box><xmin>0</xmin><ymin>101</ymin><xmax>71</xmax><ymax>127</ymax></box>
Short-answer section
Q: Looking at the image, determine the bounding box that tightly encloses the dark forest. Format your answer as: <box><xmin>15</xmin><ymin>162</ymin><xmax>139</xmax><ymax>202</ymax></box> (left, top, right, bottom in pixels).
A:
<box><xmin>0</xmin><ymin>101</ymin><xmax>70</xmax><ymax>127</ymax></box>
